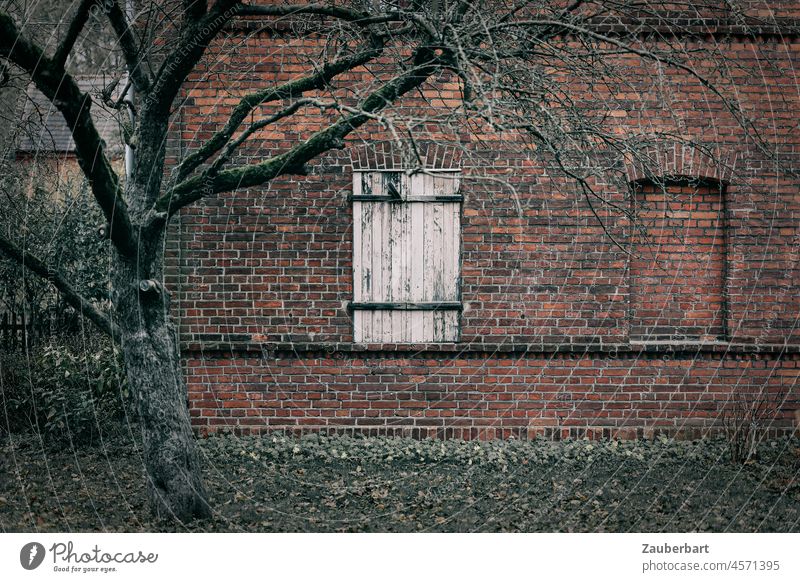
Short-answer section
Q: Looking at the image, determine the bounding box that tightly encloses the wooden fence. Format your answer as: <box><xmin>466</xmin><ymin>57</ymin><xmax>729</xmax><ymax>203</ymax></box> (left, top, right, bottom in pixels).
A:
<box><xmin>0</xmin><ymin>311</ymin><xmax>74</xmax><ymax>351</ymax></box>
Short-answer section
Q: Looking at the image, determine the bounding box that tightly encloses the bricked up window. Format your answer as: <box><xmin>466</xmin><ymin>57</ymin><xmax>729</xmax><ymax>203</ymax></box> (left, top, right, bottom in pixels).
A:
<box><xmin>630</xmin><ymin>180</ymin><xmax>726</xmax><ymax>341</ymax></box>
<box><xmin>351</xmin><ymin>171</ymin><xmax>462</xmax><ymax>342</ymax></box>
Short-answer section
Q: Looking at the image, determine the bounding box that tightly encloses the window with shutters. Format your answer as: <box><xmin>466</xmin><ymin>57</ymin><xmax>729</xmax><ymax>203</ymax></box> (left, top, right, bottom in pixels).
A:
<box><xmin>351</xmin><ymin>170</ymin><xmax>462</xmax><ymax>343</ymax></box>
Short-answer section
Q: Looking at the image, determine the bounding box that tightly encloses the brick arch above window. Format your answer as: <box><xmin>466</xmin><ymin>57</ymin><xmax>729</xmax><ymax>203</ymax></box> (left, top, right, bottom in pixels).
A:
<box><xmin>348</xmin><ymin>142</ymin><xmax>462</xmax><ymax>172</ymax></box>
<box><xmin>623</xmin><ymin>142</ymin><xmax>734</xmax><ymax>187</ymax></box>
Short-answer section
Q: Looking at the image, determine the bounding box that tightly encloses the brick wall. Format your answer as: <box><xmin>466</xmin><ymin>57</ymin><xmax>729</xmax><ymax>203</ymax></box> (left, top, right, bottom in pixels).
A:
<box><xmin>170</xmin><ymin>13</ymin><xmax>800</xmax><ymax>439</ymax></box>
<box><xmin>186</xmin><ymin>347</ymin><xmax>799</xmax><ymax>439</ymax></box>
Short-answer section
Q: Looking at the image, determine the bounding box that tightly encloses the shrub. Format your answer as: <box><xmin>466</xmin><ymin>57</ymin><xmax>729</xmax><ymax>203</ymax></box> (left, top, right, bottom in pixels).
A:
<box><xmin>0</xmin><ymin>164</ymin><xmax>112</xmax><ymax>337</ymax></box>
<box><xmin>0</xmin><ymin>334</ymin><xmax>132</xmax><ymax>444</ymax></box>
<box><xmin>721</xmin><ymin>390</ymin><xmax>780</xmax><ymax>464</ymax></box>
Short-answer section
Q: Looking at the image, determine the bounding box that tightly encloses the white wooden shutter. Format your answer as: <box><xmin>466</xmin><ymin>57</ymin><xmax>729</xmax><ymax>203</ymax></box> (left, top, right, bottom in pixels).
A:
<box><xmin>352</xmin><ymin>171</ymin><xmax>461</xmax><ymax>342</ymax></box>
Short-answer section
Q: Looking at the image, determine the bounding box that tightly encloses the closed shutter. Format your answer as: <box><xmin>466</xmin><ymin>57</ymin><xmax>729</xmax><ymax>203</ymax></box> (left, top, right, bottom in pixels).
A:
<box><xmin>352</xmin><ymin>172</ymin><xmax>461</xmax><ymax>342</ymax></box>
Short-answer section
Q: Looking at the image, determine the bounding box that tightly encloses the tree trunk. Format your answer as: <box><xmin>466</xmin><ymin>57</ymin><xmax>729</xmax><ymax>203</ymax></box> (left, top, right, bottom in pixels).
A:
<box><xmin>112</xmin><ymin>244</ymin><xmax>211</xmax><ymax>522</ymax></box>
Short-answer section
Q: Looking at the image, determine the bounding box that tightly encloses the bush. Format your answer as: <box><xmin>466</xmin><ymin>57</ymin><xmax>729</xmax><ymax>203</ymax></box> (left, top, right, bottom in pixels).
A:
<box><xmin>721</xmin><ymin>390</ymin><xmax>780</xmax><ymax>464</ymax></box>
<box><xmin>0</xmin><ymin>335</ymin><xmax>132</xmax><ymax>444</ymax></box>
<box><xmin>0</xmin><ymin>164</ymin><xmax>112</xmax><ymax>336</ymax></box>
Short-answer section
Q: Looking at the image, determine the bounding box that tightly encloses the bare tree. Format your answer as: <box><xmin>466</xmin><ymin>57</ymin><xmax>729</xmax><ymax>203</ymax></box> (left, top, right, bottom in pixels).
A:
<box><xmin>0</xmin><ymin>0</ymin><xmax>788</xmax><ymax>521</ymax></box>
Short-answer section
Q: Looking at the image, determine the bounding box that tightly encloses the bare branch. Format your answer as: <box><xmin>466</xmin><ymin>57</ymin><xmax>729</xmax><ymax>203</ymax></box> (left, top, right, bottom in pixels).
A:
<box><xmin>484</xmin><ymin>19</ymin><xmax>724</xmax><ymax>94</ymax></box>
<box><xmin>149</xmin><ymin>0</ymin><xmax>420</xmax><ymax>121</ymax></box>
<box><xmin>207</xmin><ymin>98</ymin><xmax>318</xmax><ymax>174</ymax></box>
<box><xmin>237</xmin><ymin>3</ymin><xmax>399</xmax><ymax>26</ymax></box>
<box><xmin>101</xmin><ymin>77</ymin><xmax>134</xmax><ymax>114</ymax></box>
<box><xmin>238</xmin><ymin>2</ymin><xmax>439</xmax><ymax>39</ymax></box>
<box><xmin>0</xmin><ymin>10</ymin><xmax>137</xmax><ymax>257</ymax></box>
<box><xmin>53</xmin><ymin>0</ymin><xmax>97</xmax><ymax>68</ymax></box>
<box><xmin>0</xmin><ymin>233</ymin><xmax>120</xmax><ymax>339</ymax></box>
<box><xmin>173</xmin><ymin>42</ymin><xmax>385</xmax><ymax>182</ymax></box>
<box><xmin>146</xmin><ymin>0</ymin><xmax>240</xmax><ymax>115</ymax></box>
<box><xmin>157</xmin><ymin>47</ymin><xmax>440</xmax><ymax>216</ymax></box>
<box><xmin>505</xmin><ymin>18</ymin><xmax>775</xmax><ymax>159</ymax></box>
<box><xmin>106</xmin><ymin>0</ymin><xmax>152</xmax><ymax>92</ymax></box>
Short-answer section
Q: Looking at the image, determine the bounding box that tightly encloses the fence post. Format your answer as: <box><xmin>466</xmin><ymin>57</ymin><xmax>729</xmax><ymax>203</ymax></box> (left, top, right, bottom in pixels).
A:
<box><xmin>21</xmin><ymin>312</ymin><xmax>27</xmax><ymax>350</ymax></box>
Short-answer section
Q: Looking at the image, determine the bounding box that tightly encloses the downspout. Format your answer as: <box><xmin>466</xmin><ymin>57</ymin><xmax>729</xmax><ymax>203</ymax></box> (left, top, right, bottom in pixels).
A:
<box><xmin>124</xmin><ymin>0</ymin><xmax>135</xmax><ymax>180</ymax></box>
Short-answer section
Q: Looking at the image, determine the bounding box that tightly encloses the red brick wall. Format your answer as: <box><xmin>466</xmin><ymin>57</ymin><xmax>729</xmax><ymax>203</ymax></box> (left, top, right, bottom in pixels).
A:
<box><xmin>186</xmin><ymin>347</ymin><xmax>799</xmax><ymax>439</ymax></box>
<box><xmin>169</xmin><ymin>15</ymin><xmax>800</xmax><ymax>438</ymax></box>
<box><xmin>630</xmin><ymin>182</ymin><xmax>726</xmax><ymax>341</ymax></box>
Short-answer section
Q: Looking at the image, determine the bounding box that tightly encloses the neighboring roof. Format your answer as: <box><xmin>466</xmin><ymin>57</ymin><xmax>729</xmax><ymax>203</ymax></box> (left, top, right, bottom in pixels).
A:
<box><xmin>16</xmin><ymin>76</ymin><xmax>126</xmax><ymax>156</ymax></box>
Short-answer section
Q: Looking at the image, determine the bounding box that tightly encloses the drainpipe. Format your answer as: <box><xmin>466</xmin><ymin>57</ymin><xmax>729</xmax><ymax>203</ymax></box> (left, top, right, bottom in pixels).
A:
<box><xmin>124</xmin><ymin>0</ymin><xmax>135</xmax><ymax>181</ymax></box>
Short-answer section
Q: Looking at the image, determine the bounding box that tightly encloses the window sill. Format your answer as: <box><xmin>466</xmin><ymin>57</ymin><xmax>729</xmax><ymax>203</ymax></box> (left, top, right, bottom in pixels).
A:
<box><xmin>182</xmin><ymin>339</ymin><xmax>800</xmax><ymax>357</ymax></box>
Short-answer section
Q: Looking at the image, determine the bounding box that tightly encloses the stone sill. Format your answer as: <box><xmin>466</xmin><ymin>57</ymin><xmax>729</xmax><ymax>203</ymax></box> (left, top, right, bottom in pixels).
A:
<box><xmin>182</xmin><ymin>340</ymin><xmax>800</xmax><ymax>357</ymax></box>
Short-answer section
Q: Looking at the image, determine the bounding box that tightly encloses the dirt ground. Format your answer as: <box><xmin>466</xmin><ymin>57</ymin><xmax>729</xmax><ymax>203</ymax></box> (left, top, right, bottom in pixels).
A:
<box><xmin>1</xmin><ymin>427</ymin><xmax>798</xmax><ymax>532</ymax></box>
